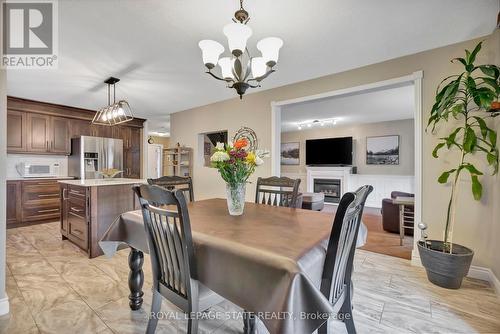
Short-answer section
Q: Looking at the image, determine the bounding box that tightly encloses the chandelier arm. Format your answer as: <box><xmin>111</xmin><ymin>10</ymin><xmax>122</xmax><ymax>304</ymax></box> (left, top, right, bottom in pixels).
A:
<box><xmin>248</xmin><ymin>69</ymin><xmax>275</xmax><ymax>83</ymax></box>
<box><xmin>206</xmin><ymin>71</ymin><xmax>233</xmax><ymax>83</ymax></box>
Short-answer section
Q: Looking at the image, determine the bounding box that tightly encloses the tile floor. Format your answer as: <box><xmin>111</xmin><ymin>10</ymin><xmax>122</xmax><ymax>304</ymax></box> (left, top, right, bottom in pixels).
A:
<box><xmin>1</xmin><ymin>222</ymin><xmax>499</xmax><ymax>334</ymax></box>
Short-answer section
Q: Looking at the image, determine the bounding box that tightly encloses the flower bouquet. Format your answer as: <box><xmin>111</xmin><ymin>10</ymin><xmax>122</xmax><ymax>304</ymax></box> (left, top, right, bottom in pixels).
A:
<box><xmin>210</xmin><ymin>137</ymin><xmax>267</xmax><ymax>215</ymax></box>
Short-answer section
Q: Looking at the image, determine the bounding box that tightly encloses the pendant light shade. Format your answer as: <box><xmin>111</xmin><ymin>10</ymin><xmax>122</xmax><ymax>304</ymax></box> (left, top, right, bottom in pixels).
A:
<box><xmin>218</xmin><ymin>57</ymin><xmax>235</xmax><ymax>79</ymax></box>
<box><xmin>251</xmin><ymin>57</ymin><xmax>267</xmax><ymax>79</ymax></box>
<box><xmin>198</xmin><ymin>40</ymin><xmax>224</xmax><ymax>69</ymax></box>
<box><xmin>257</xmin><ymin>37</ymin><xmax>283</xmax><ymax>67</ymax></box>
<box><xmin>223</xmin><ymin>23</ymin><xmax>252</xmax><ymax>56</ymax></box>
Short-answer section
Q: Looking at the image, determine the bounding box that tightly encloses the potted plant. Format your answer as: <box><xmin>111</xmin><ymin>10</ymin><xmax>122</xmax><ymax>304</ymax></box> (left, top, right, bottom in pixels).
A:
<box><xmin>420</xmin><ymin>41</ymin><xmax>499</xmax><ymax>289</ymax></box>
<box><xmin>210</xmin><ymin>137</ymin><xmax>267</xmax><ymax>215</ymax></box>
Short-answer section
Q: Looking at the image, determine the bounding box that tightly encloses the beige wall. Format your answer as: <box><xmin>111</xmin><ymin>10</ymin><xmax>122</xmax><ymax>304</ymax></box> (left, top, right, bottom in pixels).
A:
<box><xmin>150</xmin><ymin>136</ymin><xmax>170</xmax><ymax>148</ymax></box>
<box><xmin>171</xmin><ymin>35</ymin><xmax>499</xmax><ymax>273</ymax></box>
<box><xmin>281</xmin><ymin>119</ymin><xmax>414</xmax><ymax>177</ymax></box>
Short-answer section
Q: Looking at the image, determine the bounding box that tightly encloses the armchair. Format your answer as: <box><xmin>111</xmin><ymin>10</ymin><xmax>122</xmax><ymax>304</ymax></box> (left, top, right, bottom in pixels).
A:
<box><xmin>381</xmin><ymin>191</ymin><xmax>414</xmax><ymax>236</ymax></box>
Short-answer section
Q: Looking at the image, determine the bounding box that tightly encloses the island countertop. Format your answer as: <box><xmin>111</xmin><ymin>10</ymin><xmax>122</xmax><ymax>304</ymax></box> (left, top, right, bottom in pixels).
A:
<box><xmin>58</xmin><ymin>178</ymin><xmax>147</xmax><ymax>187</ymax></box>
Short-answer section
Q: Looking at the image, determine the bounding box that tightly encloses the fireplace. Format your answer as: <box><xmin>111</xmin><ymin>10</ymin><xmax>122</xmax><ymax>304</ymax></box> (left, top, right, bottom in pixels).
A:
<box><xmin>314</xmin><ymin>178</ymin><xmax>342</xmax><ymax>203</ymax></box>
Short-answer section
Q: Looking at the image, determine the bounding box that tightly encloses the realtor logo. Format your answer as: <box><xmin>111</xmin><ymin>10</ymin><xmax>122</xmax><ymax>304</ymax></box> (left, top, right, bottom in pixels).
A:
<box><xmin>2</xmin><ymin>0</ymin><xmax>58</xmax><ymax>69</ymax></box>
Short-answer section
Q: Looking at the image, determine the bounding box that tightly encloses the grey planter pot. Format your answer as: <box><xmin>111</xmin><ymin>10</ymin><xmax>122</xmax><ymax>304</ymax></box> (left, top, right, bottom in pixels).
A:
<box><xmin>417</xmin><ymin>240</ymin><xmax>474</xmax><ymax>289</ymax></box>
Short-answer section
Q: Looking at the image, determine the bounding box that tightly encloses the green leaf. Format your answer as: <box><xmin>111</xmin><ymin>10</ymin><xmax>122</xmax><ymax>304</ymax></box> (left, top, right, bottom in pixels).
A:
<box><xmin>473</xmin><ymin>116</ymin><xmax>488</xmax><ymax>138</ymax></box>
<box><xmin>452</xmin><ymin>57</ymin><xmax>467</xmax><ymax>68</ymax></box>
<box><xmin>432</xmin><ymin>142</ymin><xmax>446</xmax><ymax>158</ymax></box>
<box><xmin>467</xmin><ymin>42</ymin><xmax>482</xmax><ymax>65</ymax></box>
<box><xmin>489</xmin><ymin>130</ymin><xmax>497</xmax><ymax>147</ymax></box>
<box><xmin>463</xmin><ymin>127</ymin><xmax>477</xmax><ymax>153</ymax></box>
<box><xmin>471</xmin><ymin>174</ymin><xmax>483</xmax><ymax>200</ymax></box>
<box><xmin>487</xmin><ymin>153</ymin><xmax>496</xmax><ymax>165</ymax></box>
<box><xmin>438</xmin><ymin>169</ymin><xmax>456</xmax><ymax>184</ymax></box>
<box><xmin>479</xmin><ymin>65</ymin><xmax>500</xmax><ymax>79</ymax></box>
<box><xmin>472</xmin><ymin>87</ymin><xmax>497</xmax><ymax>109</ymax></box>
<box><xmin>461</xmin><ymin>163</ymin><xmax>483</xmax><ymax>176</ymax></box>
<box><xmin>477</xmin><ymin>77</ymin><xmax>500</xmax><ymax>94</ymax></box>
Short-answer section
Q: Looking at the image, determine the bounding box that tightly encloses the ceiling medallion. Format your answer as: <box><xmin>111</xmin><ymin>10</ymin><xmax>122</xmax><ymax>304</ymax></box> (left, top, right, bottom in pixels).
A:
<box><xmin>198</xmin><ymin>0</ymin><xmax>283</xmax><ymax>99</ymax></box>
<box><xmin>92</xmin><ymin>77</ymin><xmax>134</xmax><ymax>126</ymax></box>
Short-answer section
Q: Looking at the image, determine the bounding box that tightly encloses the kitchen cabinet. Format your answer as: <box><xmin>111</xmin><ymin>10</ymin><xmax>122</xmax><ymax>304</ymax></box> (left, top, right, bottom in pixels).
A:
<box><xmin>6</xmin><ymin>181</ymin><xmax>22</xmax><ymax>225</ymax></box>
<box><xmin>60</xmin><ymin>184</ymin><xmax>89</xmax><ymax>251</ymax></box>
<box><xmin>51</xmin><ymin>116</ymin><xmax>71</xmax><ymax>154</ymax></box>
<box><xmin>59</xmin><ymin>180</ymin><xmax>140</xmax><ymax>258</ymax></box>
<box><xmin>70</xmin><ymin>119</ymin><xmax>92</xmax><ymax>138</ymax></box>
<box><xmin>123</xmin><ymin>127</ymin><xmax>142</xmax><ymax>178</ymax></box>
<box><xmin>7</xmin><ymin>179</ymin><xmax>64</xmax><ymax>226</ymax></box>
<box><xmin>7</xmin><ymin>111</ymin><xmax>27</xmax><ymax>152</ymax></box>
<box><xmin>26</xmin><ymin>113</ymin><xmax>50</xmax><ymax>153</ymax></box>
<box><xmin>24</xmin><ymin>113</ymin><xmax>71</xmax><ymax>155</ymax></box>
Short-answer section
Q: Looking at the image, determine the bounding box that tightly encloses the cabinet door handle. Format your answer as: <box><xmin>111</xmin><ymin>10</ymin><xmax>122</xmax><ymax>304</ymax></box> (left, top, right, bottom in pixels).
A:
<box><xmin>69</xmin><ymin>211</ymin><xmax>85</xmax><ymax>220</ymax></box>
<box><xmin>36</xmin><ymin>182</ymin><xmax>56</xmax><ymax>185</ymax></box>
<box><xmin>70</xmin><ymin>207</ymin><xmax>83</xmax><ymax>213</ymax></box>
<box><xmin>62</xmin><ymin>188</ymin><xmax>68</xmax><ymax>200</ymax></box>
<box><xmin>38</xmin><ymin>194</ymin><xmax>59</xmax><ymax>198</ymax></box>
<box><xmin>38</xmin><ymin>208</ymin><xmax>59</xmax><ymax>213</ymax></box>
<box><xmin>69</xmin><ymin>190</ymin><xmax>85</xmax><ymax>196</ymax></box>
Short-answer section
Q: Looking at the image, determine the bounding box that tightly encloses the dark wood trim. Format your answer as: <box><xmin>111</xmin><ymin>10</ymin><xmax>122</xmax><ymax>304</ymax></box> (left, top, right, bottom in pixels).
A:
<box><xmin>7</xmin><ymin>96</ymin><xmax>146</xmax><ymax>128</ymax></box>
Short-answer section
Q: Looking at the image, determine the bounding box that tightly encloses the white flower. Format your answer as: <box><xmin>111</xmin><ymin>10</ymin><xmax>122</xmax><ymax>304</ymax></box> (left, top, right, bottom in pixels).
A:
<box><xmin>215</xmin><ymin>142</ymin><xmax>225</xmax><ymax>150</ymax></box>
<box><xmin>210</xmin><ymin>151</ymin><xmax>230</xmax><ymax>162</ymax></box>
<box><xmin>255</xmin><ymin>156</ymin><xmax>264</xmax><ymax>166</ymax></box>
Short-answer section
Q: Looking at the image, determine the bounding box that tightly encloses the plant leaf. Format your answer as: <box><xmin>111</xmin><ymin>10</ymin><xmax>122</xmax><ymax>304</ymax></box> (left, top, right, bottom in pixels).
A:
<box><xmin>479</xmin><ymin>65</ymin><xmax>500</xmax><ymax>79</ymax></box>
<box><xmin>462</xmin><ymin>163</ymin><xmax>483</xmax><ymax>176</ymax></box>
<box><xmin>432</xmin><ymin>142</ymin><xmax>446</xmax><ymax>158</ymax></box>
<box><xmin>489</xmin><ymin>129</ymin><xmax>497</xmax><ymax>147</ymax></box>
<box><xmin>473</xmin><ymin>116</ymin><xmax>488</xmax><ymax>138</ymax></box>
<box><xmin>438</xmin><ymin>169</ymin><xmax>456</xmax><ymax>184</ymax></box>
<box><xmin>467</xmin><ymin>42</ymin><xmax>482</xmax><ymax>65</ymax></box>
<box><xmin>463</xmin><ymin>127</ymin><xmax>477</xmax><ymax>153</ymax></box>
<box><xmin>471</xmin><ymin>174</ymin><xmax>482</xmax><ymax>200</ymax></box>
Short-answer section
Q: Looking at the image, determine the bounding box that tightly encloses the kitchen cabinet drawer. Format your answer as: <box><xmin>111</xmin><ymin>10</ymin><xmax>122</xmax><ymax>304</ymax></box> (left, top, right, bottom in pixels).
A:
<box><xmin>68</xmin><ymin>185</ymin><xmax>87</xmax><ymax>199</ymax></box>
<box><xmin>67</xmin><ymin>211</ymin><xmax>88</xmax><ymax>250</ymax></box>
<box><xmin>22</xmin><ymin>203</ymin><xmax>61</xmax><ymax>222</ymax></box>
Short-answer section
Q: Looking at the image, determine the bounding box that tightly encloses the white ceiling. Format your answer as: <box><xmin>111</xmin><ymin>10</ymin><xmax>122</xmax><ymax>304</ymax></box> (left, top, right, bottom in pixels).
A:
<box><xmin>281</xmin><ymin>83</ymin><xmax>414</xmax><ymax>132</ymax></box>
<box><xmin>6</xmin><ymin>0</ymin><xmax>498</xmax><ymax>134</ymax></box>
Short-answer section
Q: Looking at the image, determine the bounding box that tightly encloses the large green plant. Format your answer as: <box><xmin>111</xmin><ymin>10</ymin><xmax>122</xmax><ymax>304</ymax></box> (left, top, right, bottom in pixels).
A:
<box><xmin>428</xmin><ymin>41</ymin><xmax>499</xmax><ymax>248</ymax></box>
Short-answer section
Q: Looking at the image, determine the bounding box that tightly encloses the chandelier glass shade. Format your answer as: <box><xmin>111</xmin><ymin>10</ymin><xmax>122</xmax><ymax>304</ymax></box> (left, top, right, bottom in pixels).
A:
<box><xmin>92</xmin><ymin>77</ymin><xmax>134</xmax><ymax>126</ymax></box>
<box><xmin>198</xmin><ymin>0</ymin><xmax>283</xmax><ymax>99</ymax></box>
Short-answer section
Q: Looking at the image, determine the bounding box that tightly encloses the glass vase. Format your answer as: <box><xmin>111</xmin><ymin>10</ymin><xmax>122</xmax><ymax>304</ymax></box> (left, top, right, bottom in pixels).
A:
<box><xmin>226</xmin><ymin>182</ymin><xmax>246</xmax><ymax>216</ymax></box>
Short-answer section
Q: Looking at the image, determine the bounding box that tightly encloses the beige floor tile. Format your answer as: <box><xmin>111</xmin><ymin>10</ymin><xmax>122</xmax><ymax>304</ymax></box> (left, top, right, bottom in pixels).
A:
<box><xmin>34</xmin><ymin>299</ymin><xmax>107</xmax><ymax>334</ymax></box>
<box><xmin>0</xmin><ymin>292</ymin><xmax>39</xmax><ymax>334</ymax></box>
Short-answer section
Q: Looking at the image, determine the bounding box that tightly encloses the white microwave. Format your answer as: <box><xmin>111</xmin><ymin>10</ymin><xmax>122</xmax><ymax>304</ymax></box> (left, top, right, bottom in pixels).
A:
<box><xmin>16</xmin><ymin>163</ymin><xmax>60</xmax><ymax>178</ymax></box>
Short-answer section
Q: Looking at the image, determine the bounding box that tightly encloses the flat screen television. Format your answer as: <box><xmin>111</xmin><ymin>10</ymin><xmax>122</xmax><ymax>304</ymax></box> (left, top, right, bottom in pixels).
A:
<box><xmin>306</xmin><ymin>137</ymin><xmax>353</xmax><ymax>166</ymax></box>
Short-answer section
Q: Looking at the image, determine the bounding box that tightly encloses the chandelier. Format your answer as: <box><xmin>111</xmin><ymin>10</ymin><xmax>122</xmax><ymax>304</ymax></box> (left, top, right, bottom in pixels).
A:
<box><xmin>92</xmin><ymin>77</ymin><xmax>134</xmax><ymax>126</ymax></box>
<box><xmin>198</xmin><ymin>0</ymin><xmax>283</xmax><ymax>99</ymax></box>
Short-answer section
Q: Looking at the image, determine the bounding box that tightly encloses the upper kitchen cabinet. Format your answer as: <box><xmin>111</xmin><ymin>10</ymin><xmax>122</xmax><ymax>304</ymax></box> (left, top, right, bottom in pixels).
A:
<box><xmin>51</xmin><ymin>116</ymin><xmax>71</xmax><ymax>154</ymax></box>
<box><xmin>7</xmin><ymin>110</ymin><xmax>27</xmax><ymax>152</ymax></box>
<box><xmin>24</xmin><ymin>113</ymin><xmax>71</xmax><ymax>155</ymax></box>
<box><xmin>26</xmin><ymin>113</ymin><xmax>51</xmax><ymax>152</ymax></box>
<box><xmin>70</xmin><ymin>119</ymin><xmax>92</xmax><ymax>138</ymax></box>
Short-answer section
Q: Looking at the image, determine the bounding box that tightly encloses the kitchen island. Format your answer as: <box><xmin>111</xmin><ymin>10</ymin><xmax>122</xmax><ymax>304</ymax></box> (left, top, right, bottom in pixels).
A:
<box><xmin>59</xmin><ymin>178</ymin><xmax>146</xmax><ymax>258</ymax></box>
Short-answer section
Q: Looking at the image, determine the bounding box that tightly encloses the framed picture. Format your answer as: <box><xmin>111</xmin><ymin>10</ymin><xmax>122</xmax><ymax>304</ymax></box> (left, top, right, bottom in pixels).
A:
<box><xmin>281</xmin><ymin>142</ymin><xmax>300</xmax><ymax>165</ymax></box>
<box><xmin>366</xmin><ymin>135</ymin><xmax>399</xmax><ymax>165</ymax></box>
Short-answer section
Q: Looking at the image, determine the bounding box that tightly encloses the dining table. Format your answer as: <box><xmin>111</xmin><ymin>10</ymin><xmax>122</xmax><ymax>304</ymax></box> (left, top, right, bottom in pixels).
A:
<box><xmin>99</xmin><ymin>198</ymin><xmax>367</xmax><ymax>334</ymax></box>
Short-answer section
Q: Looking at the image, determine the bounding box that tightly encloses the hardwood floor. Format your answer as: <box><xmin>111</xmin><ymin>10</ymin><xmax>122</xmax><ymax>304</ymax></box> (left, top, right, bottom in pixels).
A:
<box><xmin>1</xmin><ymin>221</ymin><xmax>499</xmax><ymax>333</ymax></box>
<box><xmin>322</xmin><ymin>204</ymin><xmax>413</xmax><ymax>260</ymax></box>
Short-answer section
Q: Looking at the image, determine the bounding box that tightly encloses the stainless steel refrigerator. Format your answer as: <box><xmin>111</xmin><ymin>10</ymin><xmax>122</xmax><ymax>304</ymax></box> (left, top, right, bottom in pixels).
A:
<box><xmin>68</xmin><ymin>136</ymin><xmax>124</xmax><ymax>179</ymax></box>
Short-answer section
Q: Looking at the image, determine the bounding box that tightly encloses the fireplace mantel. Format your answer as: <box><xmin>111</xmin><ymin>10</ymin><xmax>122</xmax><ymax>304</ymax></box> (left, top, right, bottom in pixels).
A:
<box><xmin>306</xmin><ymin>166</ymin><xmax>352</xmax><ymax>201</ymax></box>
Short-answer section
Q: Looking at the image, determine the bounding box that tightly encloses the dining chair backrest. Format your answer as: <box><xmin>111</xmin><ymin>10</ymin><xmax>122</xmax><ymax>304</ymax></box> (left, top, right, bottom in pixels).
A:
<box><xmin>255</xmin><ymin>176</ymin><xmax>301</xmax><ymax>208</ymax></box>
<box><xmin>147</xmin><ymin>176</ymin><xmax>194</xmax><ymax>202</ymax></box>
<box><xmin>132</xmin><ymin>184</ymin><xmax>197</xmax><ymax>309</ymax></box>
<box><xmin>320</xmin><ymin>185</ymin><xmax>373</xmax><ymax>306</ymax></box>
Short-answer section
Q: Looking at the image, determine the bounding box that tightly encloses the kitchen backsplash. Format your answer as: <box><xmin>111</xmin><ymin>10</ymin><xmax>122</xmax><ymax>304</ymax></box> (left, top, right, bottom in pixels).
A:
<box><xmin>6</xmin><ymin>154</ymin><xmax>69</xmax><ymax>178</ymax></box>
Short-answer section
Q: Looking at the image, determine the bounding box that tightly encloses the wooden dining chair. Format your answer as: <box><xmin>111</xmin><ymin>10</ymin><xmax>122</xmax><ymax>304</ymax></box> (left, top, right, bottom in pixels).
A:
<box><xmin>254</xmin><ymin>176</ymin><xmax>301</xmax><ymax>208</ymax></box>
<box><xmin>147</xmin><ymin>176</ymin><xmax>194</xmax><ymax>202</ymax></box>
<box><xmin>318</xmin><ymin>185</ymin><xmax>373</xmax><ymax>334</ymax></box>
<box><xmin>132</xmin><ymin>185</ymin><xmax>223</xmax><ymax>334</ymax></box>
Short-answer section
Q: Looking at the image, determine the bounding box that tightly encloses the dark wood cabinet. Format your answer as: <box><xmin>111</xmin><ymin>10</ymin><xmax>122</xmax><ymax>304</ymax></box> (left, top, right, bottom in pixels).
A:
<box><xmin>21</xmin><ymin>179</ymin><xmax>61</xmax><ymax>222</ymax></box>
<box><xmin>61</xmin><ymin>184</ymin><xmax>89</xmax><ymax>251</ymax></box>
<box><xmin>7</xmin><ymin>111</ymin><xmax>27</xmax><ymax>152</ymax></box>
<box><xmin>70</xmin><ymin>119</ymin><xmax>92</xmax><ymax>138</ymax></box>
<box><xmin>123</xmin><ymin>127</ymin><xmax>142</xmax><ymax>178</ymax></box>
<box><xmin>51</xmin><ymin>117</ymin><xmax>71</xmax><ymax>154</ymax></box>
<box><xmin>6</xmin><ymin>181</ymin><xmax>22</xmax><ymax>225</ymax></box>
<box><xmin>26</xmin><ymin>113</ymin><xmax>50</xmax><ymax>152</ymax></box>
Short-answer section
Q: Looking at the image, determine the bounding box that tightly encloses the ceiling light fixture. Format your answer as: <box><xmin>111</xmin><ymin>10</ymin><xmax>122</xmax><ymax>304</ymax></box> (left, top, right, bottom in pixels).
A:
<box><xmin>297</xmin><ymin>118</ymin><xmax>338</xmax><ymax>130</ymax></box>
<box><xmin>198</xmin><ymin>0</ymin><xmax>283</xmax><ymax>99</ymax></box>
<box><xmin>92</xmin><ymin>77</ymin><xmax>134</xmax><ymax>126</ymax></box>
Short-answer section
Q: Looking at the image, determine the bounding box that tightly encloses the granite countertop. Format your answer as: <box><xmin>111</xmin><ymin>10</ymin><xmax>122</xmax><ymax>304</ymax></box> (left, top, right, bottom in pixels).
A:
<box><xmin>58</xmin><ymin>178</ymin><xmax>147</xmax><ymax>187</ymax></box>
<box><xmin>7</xmin><ymin>176</ymin><xmax>75</xmax><ymax>181</ymax></box>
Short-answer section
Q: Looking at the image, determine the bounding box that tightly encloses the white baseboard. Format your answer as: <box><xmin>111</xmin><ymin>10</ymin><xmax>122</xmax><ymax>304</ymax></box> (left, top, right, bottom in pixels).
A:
<box><xmin>468</xmin><ymin>266</ymin><xmax>500</xmax><ymax>295</ymax></box>
<box><xmin>0</xmin><ymin>295</ymin><xmax>9</xmax><ymax>316</ymax></box>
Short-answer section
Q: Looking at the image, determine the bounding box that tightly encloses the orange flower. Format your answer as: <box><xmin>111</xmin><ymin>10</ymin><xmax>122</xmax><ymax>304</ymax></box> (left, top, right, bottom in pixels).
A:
<box><xmin>234</xmin><ymin>138</ymin><xmax>248</xmax><ymax>150</ymax></box>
